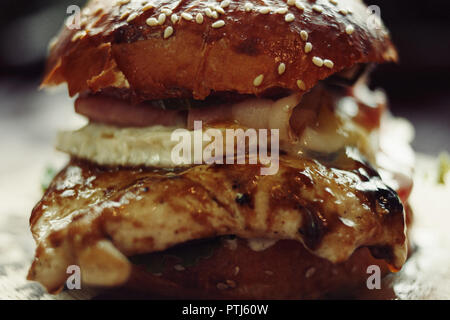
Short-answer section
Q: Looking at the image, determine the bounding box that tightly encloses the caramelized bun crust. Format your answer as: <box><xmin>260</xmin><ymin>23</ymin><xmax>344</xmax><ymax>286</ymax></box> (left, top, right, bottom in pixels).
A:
<box><xmin>43</xmin><ymin>0</ymin><xmax>397</xmax><ymax>100</ymax></box>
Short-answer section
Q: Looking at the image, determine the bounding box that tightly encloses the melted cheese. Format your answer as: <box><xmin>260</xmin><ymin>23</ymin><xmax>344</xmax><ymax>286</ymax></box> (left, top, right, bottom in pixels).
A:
<box><xmin>56</xmin><ymin>112</ymin><xmax>374</xmax><ymax>168</ymax></box>
<box><xmin>247</xmin><ymin>238</ymin><xmax>278</xmax><ymax>251</ymax></box>
<box><xmin>298</xmin><ymin>117</ymin><xmax>375</xmax><ymax>162</ymax></box>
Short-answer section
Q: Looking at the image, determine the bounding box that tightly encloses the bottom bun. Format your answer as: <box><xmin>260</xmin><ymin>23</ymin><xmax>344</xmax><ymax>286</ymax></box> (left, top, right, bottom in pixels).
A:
<box><xmin>120</xmin><ymin>238</ymin><xmax>391</xmax><ymax>300</ymax></box>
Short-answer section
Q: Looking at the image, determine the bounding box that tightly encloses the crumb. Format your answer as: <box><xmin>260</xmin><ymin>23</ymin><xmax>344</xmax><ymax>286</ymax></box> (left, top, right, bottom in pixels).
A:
<box><xmin>438</xmin><ymin>152</ymin><xmax>450</xmax><ymax>185</ymax></box>
<box><xmin>224</xmin><ymin>238</ymin><xmax>238</xmax><ymax>251</ymax></box>
<box><xmin>305</xmin><ymin>267</ymin><xmax>316</xmax><ymax>278</ymax></box>
<box><xmin>174</xmin><ymin>264</ymin><xmax>185</xmax><ymax>271</ymax></box>
<box><xmin>217</xmin><ymin>282</ymin><xmax>228</xmax><ymax>290</ymax></box>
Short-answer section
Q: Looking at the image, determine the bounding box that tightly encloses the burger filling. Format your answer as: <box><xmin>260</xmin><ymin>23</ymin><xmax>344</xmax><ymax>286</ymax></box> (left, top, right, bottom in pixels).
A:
<box><xmin>57</xmin><ymin>80</ymin><xmax>383</xmax><ymax>169</ymax></box>
<box><xmin>28</xmin><ymin>76</ymin><xmax>414</xmax><ymax>292</ymax></box>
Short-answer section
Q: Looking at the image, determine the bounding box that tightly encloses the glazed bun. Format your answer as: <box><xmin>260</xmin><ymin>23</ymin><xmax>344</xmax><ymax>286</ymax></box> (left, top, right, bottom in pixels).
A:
<box><xmin>123</xmin><ymin>238</ymin><xmax>390</xmax><ymax>300</ymax></box>
<box><xmin>42</xmin><ymin>0</ymin><xmax>397</xmax><ymax>100</ymax></box>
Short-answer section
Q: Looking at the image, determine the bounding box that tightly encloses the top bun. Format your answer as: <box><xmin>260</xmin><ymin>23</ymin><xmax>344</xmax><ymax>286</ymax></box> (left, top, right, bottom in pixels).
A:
<box><xmin>42</xmin><ymin>0</ymin><xmax>397</xmax><ymax>100</ymax></box>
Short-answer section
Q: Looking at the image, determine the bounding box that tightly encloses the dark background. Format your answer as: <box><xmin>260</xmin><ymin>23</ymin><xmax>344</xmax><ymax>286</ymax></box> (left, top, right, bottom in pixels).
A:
<box><xmin>0</xmin><ymin>0</ymin><xmax>449</xmax><ymax>154</ymax></box>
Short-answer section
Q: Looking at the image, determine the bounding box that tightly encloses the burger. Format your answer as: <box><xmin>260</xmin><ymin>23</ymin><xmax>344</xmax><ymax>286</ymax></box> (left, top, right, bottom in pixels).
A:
<box><xmin>27</xmin><ymin>0</ymin><xmax>414</xmax><ymax>299</ymax></box>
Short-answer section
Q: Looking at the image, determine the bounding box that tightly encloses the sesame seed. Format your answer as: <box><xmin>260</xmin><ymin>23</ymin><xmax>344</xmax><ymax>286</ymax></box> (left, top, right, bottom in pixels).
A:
<box><xmin>171</xmin><ymin>13</ymin><xmax>179</xmax><ymax>24</ymax></box>
<box><xmin>312</xmin><ymin>5</ymin><xmax>323</xmax><ymax>13</ymax></box>
<box><xmin>339</xmin><ymin>8</ymin><xmax>348</xmax><ymax>15</ymax></box>
<box><xmin>295</xmin><ymin>1</ymin><xmax>305</xmax><ymax>11</ymax></box>
<box><xmin>265</xmin><ymin>270</ymin><xmax>274</xmax><ymax>275</ymax></box>
<box><xmin>300</xmin><ymin>30</ymin><xmax>308</xmax><ymax>41</ymax></box>
<box><xmin>285</xmin><ymin>13</ymin><xmax>295</xmax><ymax>22</ymax></box>
<box><xmin>82</xmin><ymin>7</ymin><xmax>91</xmax><ymax>16</ymax></box>
<box><xmin>205</xmin><ymin>7</ymin><xmax>218</xmax><ymax>19</ymax></box>
<box><xmin>324</xmin><ymin>59</ymin><xmax>334</xmax><ymax>69</ymax></box>
<box><xmin>221</xmin><ymin>0</ymin><xmax>231</xmax><ymax>8</ymax></box>
<box><xmin>253</xmin><ymin>74</ymin><xmax>264</xmax><ymax>87</ymax></box>
<box><xmin>259</xmin><ymin>7</ymin><xmax>270</xmax><ymax>14</ymax></box>
<box><xmin>117</xmin><ymin>0</ymin><xmax>130</xmax><ymax>5</ymax></box>
<box><xmin>212</xmin><ymin>19</ymin><xmax>225</xmax><ymax>28</ymax></box>
<box><xmin>119</xmin><ymin>11</ymin><xmax>131</xmax><ymax>20</ymax></box>
<box><xmin>278</xmin><ymin>63</ymin><xmax>286</xmax><ymax>75</ymax></box>
<box><xmin>71</xmin><ymin>30</ymin><xmax>87</xmax><ymax>42</ymax></box>
<box><xmin>312</xmin><ymin>56</ymin><xmax>324</xmax><ymax>67</ymax></box>
<box><xmin>305</xmin><ymin>267</ymin><xmax>316</xmax><ymax>278</ymax></box>
<box><xmin>181</xmin><ymin>12</ymin><xmax>193</xmax><ymax>21</ymax></box>
<box><xmin>207</xmin><ymin>4</ymin><xmax>221</xmax><ymax>17</ymax></box>
<box><xmin>205</xmin><ymin>8</ymin><xmax>214</xmax><ymax>18</ymax></box>
<box><xmin>195</xmin><ymin>12</ymin><xmax>204</xmax><ymax>24</ymax></box>
<box><xmin>174</xmin><ymin>264</ymin><xmax>185</xmax><ymax>271</ymax></box>
<box><xmin>161</xmin><ymin>8</ymin><xmax>172</xmax><ymax>16</ymax></box>
<box><xmin>217</xmin><ymin>283</ymin><xmax>228</xmax><ymax>290</ymax></box>
<box><xmin>234</xmin><ymin>266</ymin><xmax>240</xmax><ymax>275</ymax></box>
<box><xmin>329</xmin><ymin>0</ymin><xmax>338</xmax><ymax>5</ymax></box>
<box><xmin>158</xmin><ymin>13</ymin><xmax>166</xmax><ymax>24</ymax></box>
<box><xmin>275</xmin><ymin>8</ymin><xmax>288</xmax><ymax>14</ymax></box>
<box><xmin>244</xmin><ymin>3</ymin><xmax>254</xmax><ymax>12</ymax></box>
<box><xmin>146</xmin><ymin>17</ymin><xmax>158</xmax><ymax>26</ymax></box>
<box><xmin>126</xmin><ymin>12</ymin><xmax>138</xmax><ymax>22</ymax></box>
<box><xmin>297</xmin><ymin>79</ymin><xmax>306</xmax><ymax>90</ymax></box>
<box><xmin>304</xmin><ymin>42</ymin><xmax>312</xmax><ymax>53</ymax></box>
<box><xmin>346</xmin><ymin>24</ymin><xmax>355</xmax><ymax>34</ymax></box>
<box><xmin>287</xmin><ymin>0</ymin><xmax>295</xmax><ymax>6</ymax></box>
<box><xmin>142</xmin><ymin>4</ymin><xmax>153</xmax><ymax>12</ymax></box>
<box><xmin>163</xmin><ymin>26</ymin><xmax>174</xmax><ymax>39</ymax></box>
<box><xmin>215</xmin><ymin>6</ymin><xmax>225</xmax><ymax>15</ymax></box>
<box><xmin>226</xmin><ymin>280</ymin><xmax>237</xmax><ymax>288</ymax></box>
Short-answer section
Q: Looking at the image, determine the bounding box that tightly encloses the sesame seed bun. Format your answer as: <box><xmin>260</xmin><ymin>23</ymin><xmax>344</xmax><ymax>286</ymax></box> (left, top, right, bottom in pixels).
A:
<box><xmin>34</xmin><ymin>0</ymin><xmax>407</xmax><ymax>300</ymax></box>
<box><xmin>42</xmin><ymin>0</ymin><xmax>397</xmax><ymax>100</ymax></box>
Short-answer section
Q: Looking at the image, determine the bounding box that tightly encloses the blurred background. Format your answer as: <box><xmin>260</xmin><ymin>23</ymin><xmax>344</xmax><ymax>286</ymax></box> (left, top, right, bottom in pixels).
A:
<box><xmin>0</xmin><ymin>0</ymin><xmax>449</xmax><ymax>154</ymax></box>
